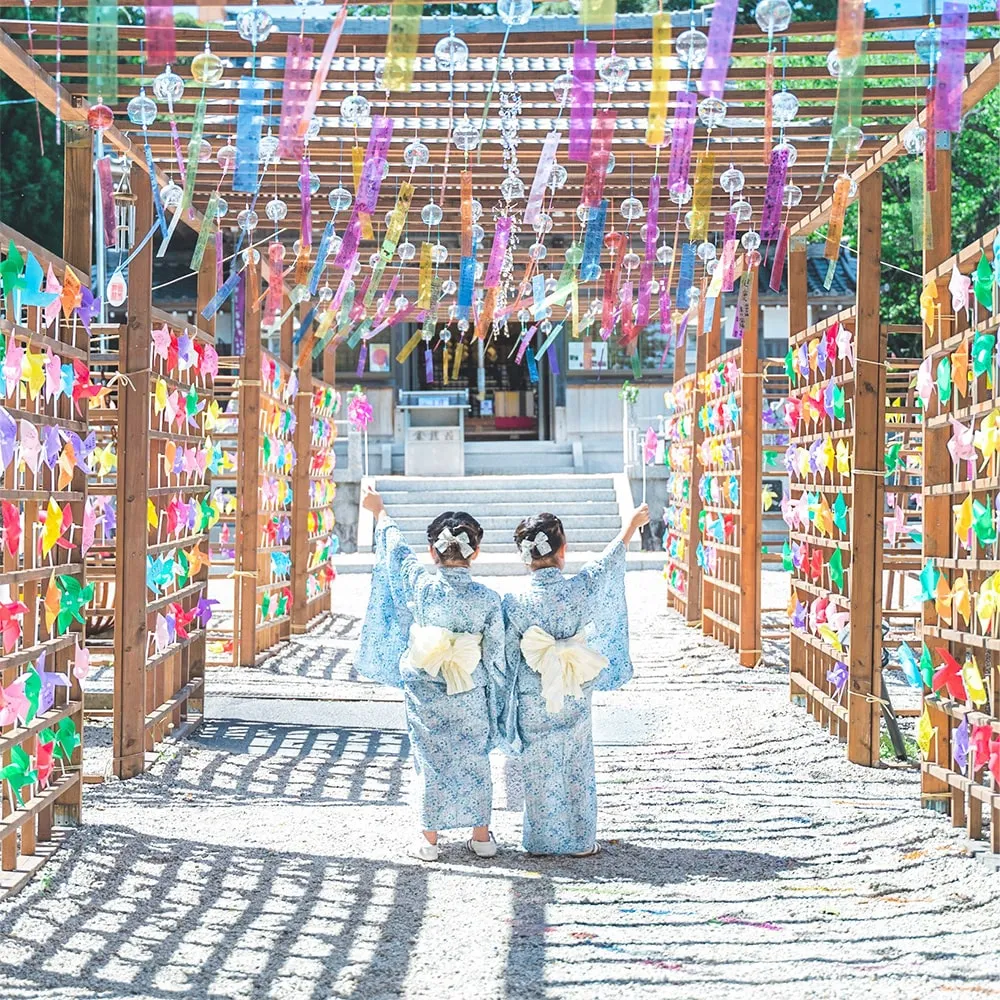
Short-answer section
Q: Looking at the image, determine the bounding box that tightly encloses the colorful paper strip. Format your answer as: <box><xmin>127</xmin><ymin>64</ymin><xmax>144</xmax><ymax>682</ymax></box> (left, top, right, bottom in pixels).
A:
<box><xmin>699</xmin><ymin>0</ymin><xmax>737</xmax><ymax>101</ymax></box>
<box><xmin>937</xmin><ymin>0</ymin><xmax>969</xmax><ymax>133</ymax></box>
<box><xmin>385</xmin><ymin>1</ymin><xmax>423</xmax><ymax>93</ymax></box>
<box><xmin>760</xmin><ymin>146</ymin><xmax>790</xmax><ymax>240</ymax></box>
<box><xmin>646</xmin><ymin>12</ymin><xmax>671</xmax><ymax>147</ymax></box>
<box><xmin>277</xmin><ymin>35</ymin><xmax>315</xmax><ymax>161</ymax></box>
<box><xmin>569</xmin><ymin>40</ymin><xmax>598</xmax><ymax>162</ymax></box>
<box><xmin>233</xmin><ymin>77</ymin><xmax>267</xmax><ymax>194</ymax></box>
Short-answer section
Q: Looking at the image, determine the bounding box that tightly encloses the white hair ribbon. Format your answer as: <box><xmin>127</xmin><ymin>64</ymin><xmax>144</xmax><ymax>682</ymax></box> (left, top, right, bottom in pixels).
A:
<box><xmin>435</xmin><ymin>526</ymin><xmax>474</xmax><ymax>558</ymax></box>
<box><xmin>520</xmin><ymin>531</ymin><xmax>552</xmax><ymax>564</ymax></box>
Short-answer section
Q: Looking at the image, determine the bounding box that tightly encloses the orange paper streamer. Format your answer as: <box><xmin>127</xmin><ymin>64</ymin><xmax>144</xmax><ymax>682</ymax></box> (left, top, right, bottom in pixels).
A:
<box><xmin>825</xmin><ymin>175</ymin><xmax>852</xmax><ymax>261</ymax></box>
<box><xmin>461</xmin><ymin>171</ymin><xmax>473</xmax><ymax>258</ymax></box>
<box><xmin>763</xmin><ymin>51</ymin><xmax>775</xmax><ymax>165</ymax></box>
<box><xmin>835</xmin><ymin>0</ymin><xmax>866</xmax><ymax>61</ymax></box>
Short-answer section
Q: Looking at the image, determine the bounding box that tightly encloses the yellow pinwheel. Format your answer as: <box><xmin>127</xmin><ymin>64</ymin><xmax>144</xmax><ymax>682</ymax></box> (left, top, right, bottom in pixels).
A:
<box><xmin>835</xmin><ymin>439</ymin><xmax>851</xmax><ymax>476</ymax></box>
<box><xmin>961</xmin><ymin>653</ymin><xmax>988</xmax><ymax>707</ymax></box>
<box><xmin>916</xmin><ymin>705</ymin><xmax>937</xmax><ymax>758</ymax></box>
<box><xmin>952</xmin><ymin>572</ymin><xmax>972</xmax><ymax>627</ymax></box>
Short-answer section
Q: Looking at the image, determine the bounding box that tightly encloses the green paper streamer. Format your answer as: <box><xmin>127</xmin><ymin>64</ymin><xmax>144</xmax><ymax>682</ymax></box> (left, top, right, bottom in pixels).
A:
<box><xmin>907</xmin><ymin>157</ymin><xmax>929</xmax><ymax>252</ymax></box>
<box><xmin>87</xmin><ymin>1</ymin><xmax>118</xmax><ymax>104</ymax></box>
<box><xmin>190</xmin><ymin>193</ymin><xmax>219</xmax><ymax>271</ymax></box>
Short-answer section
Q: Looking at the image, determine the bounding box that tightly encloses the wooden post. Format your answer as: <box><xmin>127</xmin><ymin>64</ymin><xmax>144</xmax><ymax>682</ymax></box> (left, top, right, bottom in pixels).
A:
<box><xmin>235</xmin><ymin>274</ymin><xmax>262</xmax><ymax>666</ymax></box>
<box><xmin>113</xmin><ymin>163</ymin><xmax>154</xmax><ymax>779</ymax></box>
<box><xmin>197</xmin><ymin>238</ymin><xmax>217</xmax><ymax>339</ymax></box>
<box><xmin>921</xmin><ymin>146</ymin><xmax>954</xmax><ymax>800</ymax></box>
<box><xmin>62</xmin><ymin>127</ymin><xmax>93</xmax><ymax>277</ymax></box>
<box><xmin>847</xmin><ymin>170</ymin><xmax>886</xmax><ymax>767</ymax></box>
<box><xmin>738</xmin><ymin>274</ymin><xmax>762</xmax><ymax>667</ymax></box>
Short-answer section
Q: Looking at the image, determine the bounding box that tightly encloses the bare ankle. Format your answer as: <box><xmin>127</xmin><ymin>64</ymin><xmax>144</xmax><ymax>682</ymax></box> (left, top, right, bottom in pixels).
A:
<box><xmin>471</xmin><ymin>826</ymin><xmax>490</xmax><ymax>842</ymax></box>
<box><xmin>423</xmin><ymin>830</ymin><xmax>438</xmax><ymax>845</ymax></box>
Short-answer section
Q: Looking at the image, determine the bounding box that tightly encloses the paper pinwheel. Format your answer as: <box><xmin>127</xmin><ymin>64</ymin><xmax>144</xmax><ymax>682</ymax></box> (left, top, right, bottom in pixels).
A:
<box><xmin>0</xmin><ymin>745</ymin><xmax>37</xmax><ymax>806</ymax></box>
<box><xmin>146</xmin><ymin>554</ymin><xmax>175</xmax><ymax>595</ymax></box>
<box><xmin>931</xmin><ymin>648</ymin><xmax>966</xmax><ymax>701</ymax></box>
<box><xmin>896</xmin><ymin>641</ymin><xmax>924</xmax><ymax>689</ymax></box>
<box><xmin>971</xmin><ymin>724</ymin><xmax>992</xmax><ymax>770</ymax></box>
<box><xmin>974</xmin><ymin>253</ymin><xmax>993</xmax><ymax>311</ymax></box>
<box><xmin>826</xmin><ymin>661</ymin><xmax>848</xmax><ymax>696</ymax></box>
<box><xmin>828</xmin><ymin>548</ymin><xmax>844</xmax><ymax>591</ymax></box>
<box><xmin>0</xmin><ymin>406</ymin><xmax>16</xmax><ymax>471</ymax></box>
<box><xmin>39</xmin><ymin>497</ymin><xmax>73</xmax><ymax>557</ymax></box>
<box><xmin>953</xmin><ymin>716</ymin><xmax>970</xmax><ymax>771</ymax></box>
<box><xmin>54</xmin><ymin>574</ymin><xmax>95</xmax><ymax>634</ymax></box>
<box><xmin>0</xmin><ymin>599</ymin><xmax>27</xmax><ymax>654</ymax></box>
<box><xmin>73</xmin><ymin>642</ymin><xmax>90</xmax><ymax>682</ymax></box>
<box><xmin>0</xmin><ymin>675</ymin><xmax>30</xmax><ymax>727</ymax></box>
<box><xmin>919</xmin><ymin>561</ymin><xmax>940</xmax><ymax>603</ymax></box>
<box><xmin>961</xmin><ymin>653</ymin><xmax>988</xmax><ymax>707</ymax></box>
<box><xmin>919</xmin><ymin>280</ymin><xmax>938</xmax><ymax>333</ymax></box>
<box><xmin>916</xmin><ymin>706</ymin><xmax>936</xmax><ymax>759</ymax></box>
<box><xmin>32</xmin><ymin>652</ymin><xmax>69</xmax><ymax>715</ymax></box>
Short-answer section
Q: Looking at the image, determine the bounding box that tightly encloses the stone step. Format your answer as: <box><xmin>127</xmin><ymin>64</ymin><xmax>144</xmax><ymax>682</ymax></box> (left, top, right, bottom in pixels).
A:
<box><xmin>388</xmin><ymin>513</ymin><xmax>622</xmax><ymax>532</ymax></box>
<box><xmin>378</xmin><ymin>495</ymin><xmax>619</xmax><ymax>512</ymax></box>
<box><xmin>465</xmin><ymin>455</ymin><xmax>576</xmax><ymax>474</ymax></box>
<box><xmin>373</xmin><ymin>475</ymin><xmax>615</xmax><ymax>492</ymax></box>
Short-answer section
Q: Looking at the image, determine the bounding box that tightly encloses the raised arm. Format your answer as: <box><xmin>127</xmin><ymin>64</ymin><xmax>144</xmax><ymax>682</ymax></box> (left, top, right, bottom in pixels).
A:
<box><xmin>573</xmin><ymin>504</ymin><xmax>650</xmax><ymax>596</ymax></box>
<box><xmin>364</xmin><ymin>487</ymin><xmax>428</xmax><ymax>607</ymax></box>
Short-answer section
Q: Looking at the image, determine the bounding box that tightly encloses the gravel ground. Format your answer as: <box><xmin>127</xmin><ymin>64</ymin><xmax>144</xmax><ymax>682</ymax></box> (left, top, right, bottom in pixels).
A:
<box><xmin>1</xmin><ymin>570</ymin><xmax>998</xmax><ymax>1000</ymax></box>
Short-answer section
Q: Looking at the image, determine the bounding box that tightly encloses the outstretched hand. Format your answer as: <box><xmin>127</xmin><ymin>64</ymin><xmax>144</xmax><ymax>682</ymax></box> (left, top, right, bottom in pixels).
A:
<box><xmin>630</xmin><ymin>503</ymin><xmax>650</xmax><ymax>532</ymax></box>
<box><xmin>362</xmin><ymin>487</ymin><xmax>385</xmax><ymax>517</ymax></box>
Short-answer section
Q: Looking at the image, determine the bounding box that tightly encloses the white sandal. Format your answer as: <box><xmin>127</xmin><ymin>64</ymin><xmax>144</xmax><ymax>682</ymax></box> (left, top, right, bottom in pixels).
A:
<box><xmin>410</xmin><ymin>838</ymin><xmax>441</xmax><ymax>862</ymax></box>
<box><xmin>570</xmin><ymin>843</ymin><xmax>601</xmax><ymax>857</ymax></box>
<box><xmin>466</xmin><ymin>833</ymin><xmax>498</xmax><ymax>858</ymax></box>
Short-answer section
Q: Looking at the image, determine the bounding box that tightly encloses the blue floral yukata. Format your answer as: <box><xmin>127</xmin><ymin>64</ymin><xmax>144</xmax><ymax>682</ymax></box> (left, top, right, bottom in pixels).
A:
<box><xmin>356</xmin><ymin>516</ymin><xmax>505</xmax><ymax>831</ymax></box>
<box><xmin>501</xmin><ymin>540</ymin><xmax>633</xmax><ymax>854</ymax></box>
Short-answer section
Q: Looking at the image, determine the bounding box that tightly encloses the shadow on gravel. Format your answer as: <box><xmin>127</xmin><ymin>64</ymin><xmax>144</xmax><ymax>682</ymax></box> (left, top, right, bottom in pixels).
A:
<box><xmin>115</xmin><ymin>721</ymin><xmax>412</xmax><ymax>808</ymax></box>
<box><xmin>0</xmin><ymin>825</ymin><xmax>428</xmax><ymax>1000</ymax></box>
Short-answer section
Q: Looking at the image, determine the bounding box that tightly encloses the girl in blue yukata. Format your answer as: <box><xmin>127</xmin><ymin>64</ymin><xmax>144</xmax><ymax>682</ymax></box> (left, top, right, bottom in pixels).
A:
<box><xmin>501</xmin><ymin>504</ymin><xmax>649</xmax><ymax>857</ymax></box>
<box><xmin>355</xmin><ymin>487</ymin><xmax>506</xmax><ymax>863</ymax></box>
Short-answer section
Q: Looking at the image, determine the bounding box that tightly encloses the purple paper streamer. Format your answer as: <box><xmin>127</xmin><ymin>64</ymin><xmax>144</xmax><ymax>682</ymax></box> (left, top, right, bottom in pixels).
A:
<box><xmin>760</xmin><ymin>147</ymin><xmax>790</xmax><ymax>240</ymax></box>
<box><xmin>97</xmin><ymin>156</ymin><xmax>116</xmax><ymax>248</ymax></box>
<box><xmin>356</xmin><ymin>117</ymin><xmax>394</xmax><ymax>215</ymax></box>
<box><xmin>721</xmin><ymin>212</ymin><xmax>737</xmax><ymax>292</ymax></box>
<box><xmin>145</xmin><ymin>0</ymin><xmax>175</xmax><ymax>66</ymax></box>
<box><xmin>334</xmin><ymin>212</ymin><xmax>363</xmax><ymax>268</ymax></box>
<box><xmin>300</xmin><ymin>157</ymin><xmax>312</xmax><ymax>248</ymax></box>
<box><xmin>675</xmin><ymin>310</ymin><xmax>690</xmax><ymax>350</ymax></box>
<box><xmin>569</xmin><ymin>40</ymin><xmax>597</xmax><ymax>162</ymax></box>
<box><xmin>660</xmin><ymin>287</ymin><xmax>673</xmax><ymax>352</ymax></box>
<box><xmin>699</xmin><ymin>0</ymin><xmax>738</xmax><ymax>101</ymax></box>
<box><xmin>667</xmin><ymin>91</ymin><xmax>697</xmax><ymax>195</ymax></box>
<box><xmin>645</xmin><ymin>175</ymin><xmax>661</xmax><ymax>262</ymax></box>
<box><xmin>515</xmin><ymin>325</ymin><xmax>537</xmax><ymax>365</ymax></box>
<box><xmin>769</xmin><ymin>225</ymin><xmax>789</xmax><ymax>293</ymax></box>
<box><xmin>424</xmin><ymin>348</ymin><xmax>434</xmax><ymax>385</ymax></box>
<box><xmin>485</xmin><ymin>217</ymin><xmax>513</xmax><ymax>288</ymax></box>
<box><xmin>277</xmin><ymin>35</ymin><xmax>315</xmax><ymax>160</ymax></box>
<box><xmin>636</xmin><ymin>260</ymin><xmax>654</xmax><ymax>328</ymax></box>
<box><xmin>234</xmin><ymin>271</ymin><xmax>246</xmax><ymax>353</ymax></box>
<box><xmin>547</xmin><ymin>343</ymin><xmax>560</xmax><ymax>376</ymax></box>
<box><xmin>234</xmin><ymin>77</ymin><xmax>266</xmax><ymax>194</ymax></box>
<box><xmin>524</xmin><ymin>130</ymin><xmax>561</xmax><ymax>228</ymax></box>
<box><xmin>937</xmin><ymin>0</ymin><xmax>969</xmax><ymax>132</ymax></box>
<box><xmin>356</xmin><ymin>344</ymin><xmax>368</xmax><ymax>377</ymax></box>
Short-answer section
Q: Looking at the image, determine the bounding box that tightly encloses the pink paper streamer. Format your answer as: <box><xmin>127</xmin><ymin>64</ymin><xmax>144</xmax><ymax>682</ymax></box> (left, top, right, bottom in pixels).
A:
<box><xmin>636</xmin><ymin>260</ymin><xmax>654</xmax><ymax>328</ymax></box>
<box><xmin>769</xmin><ymin>225</ymin><xmax>789</xmax><ymax>293</ymax></box>
<box><xmin>265</xmin><ymin>243</ymin><xmax>285</xmax><ymax>325</ymax></box>
<box><xmin>581</xmin><ymin>109</ymin><xmax>617</xmax><ymax>208</ymax></box>
<box><xmin>569</xmin><ymin>40</ymin><xmax>597</xmax><ymax>162</ymax></box>
<box><xmin>485</xmin><ymin>217</ymin><xmax>513</xmax><ymax>288</ymax></box>
<box><xmin>170</xmin><ymin>117</ymin><xmax>186</xmax><ymax>181</ymax></box>
<box><xmin>760</xmin><ymin>147</ymin><xmax>789</xmax><ymax>241</ymax></box>
<box><xmin>300</xmin><ymin>157</ymin><xmax>312</xmax><ymax>248</ymax></box>
<box><xmin>667</xmin><ymin>91</ymin><xmax>697</xmax><ymax>195</ymax></box>
<box><xmin>277</xmin><ymin>35</ymin><xmax>315</xmax><ymax>160</ymax></box>
<box><xmin>145</xmin><ymin>0</ymin><xmax>176</xmax><ymax>66</ymax></box>
<box><xmin>937</xmin><ymin>0</ymin><xmax>969</xmax><ymax>132</ymax></box>
<box><xmin>699</xmin><ymin>0</ymin><xmax>738</xmax><ymax>101</ymax></box>
<box><xmin>515</xmin><ymin>326</ymin><xmax>537</xmax><ymax>365</ymax></box>
<box><xmin>97</xmin><ymin>156</ymin><xmax>116</xmax><ymax>248</ymax></box>
<box><xmin>331</xmin><ymin>254</ymin><xmax>358</xmax><ymax>310</ymax></box>
<box><xmin>297</xmin><ymin>5</ymin><xmax>348</xmax><ymax>138</ymax></box>
<box><xmin>350</xmin><ymin>275</ymin><xmax>371</xmax><ymax>320</ymax></box>
<box><xmin>356</xmin><ymin>343</ymin><xmax>368</xmax><ymax>377</ymax></box>
<box><xmin>645</xmin><ymin>175</ymin><xmax>661</xmax><ymax>262</ymax></box>
<box><xmin>524</xmin><ymin>131</ymin><xmax>561</xmax><ymax>228</ymax></box>
<box><xmin>620</xmin><ymin>280</ymin><xmax>635</xmax><ymax>344</ymax></box>
<box><xmin>721</xmin><ymin>212</ymin><xmax>737</xmax><ymax>292</ymax></box>
<box><xmin>355</xmin><ymin>116</ymin><xmax>394</xmax><ymax>214</ymax></box>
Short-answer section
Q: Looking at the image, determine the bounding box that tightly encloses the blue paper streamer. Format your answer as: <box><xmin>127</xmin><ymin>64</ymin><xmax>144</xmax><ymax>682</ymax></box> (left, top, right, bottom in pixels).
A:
<box><xmin>309</xmin><ymin>222</ymin><xmax>335</xmax><ymax>296</ymax></box>
<box><xmin>675</xmin><ymin>242</ymin><xmax>696</xmax><ymax>309</ymax></box>
<box><xmin>293</xmin><ymin>306</ymin><xmax>317</xmax><ymax>348</ymax></box>
<box><xmin>457</xmin><ymin>255</ymin><xmax>476</xmax><ymax>320</ymax></box>
<box><xmin>580</xmin><ymin>200</ymin><xmax>608</xmax><ymax>282</ymax></box>
<box><xmin>234</xmin><ymin>77</ymin><xmax>267</xmax><ymax>194</ymax></box>
<box><xmin>201</xmin><ymin>267</ymin><xmax>241</xmax><ymax>320</ymax></box>
<box><xmin>143</xmin><ymin>138</ymin><xmax>168</xmax><ymax>238</ymax></box>
<box><xmin>526</xmin><ymin>349</ymin><xmax>539</xmax><ymax>383</ymax></box>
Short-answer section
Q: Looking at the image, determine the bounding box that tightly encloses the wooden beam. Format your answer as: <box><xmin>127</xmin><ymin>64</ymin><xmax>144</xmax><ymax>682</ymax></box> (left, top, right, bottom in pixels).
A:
<box><xmin>60</xmin><ymin>126</ymin><xmax>92</xmax><ymax>283</ymax></box>
<box><xmin>113</xmin><ymin>167</ymin><xmax>154</xmax><ymax>780</ymax></box>
<box><xmin>846</xmin><ymin>170</ymin><xmax>885</xmax><ymax>768</ymax></box>
<box><xmin>791</xmin><ymin>39</ymin><xmax>1000</xmax><ymax>238</ymax></box>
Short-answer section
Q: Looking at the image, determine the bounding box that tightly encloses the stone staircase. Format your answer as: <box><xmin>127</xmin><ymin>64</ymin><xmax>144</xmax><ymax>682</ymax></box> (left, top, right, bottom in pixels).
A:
<box><xmin>369</xmin><ymin>474</ymin><xmax>624</xmax><ymax>556</ymax></box>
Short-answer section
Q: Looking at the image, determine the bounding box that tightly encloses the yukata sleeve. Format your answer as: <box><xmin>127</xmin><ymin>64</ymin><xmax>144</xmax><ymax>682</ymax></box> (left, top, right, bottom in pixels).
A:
<box><xmin>481</xmin><ymin>596</ymin><xmax>511</xmax><ymax>752</ymax></box>
<box><xmin>572</xmin><ymin>539</ymin><xmax>633</xmax><ymax>691</ymax></box>
<box><xmin>498</xmin><ymin>595</ymin><xmax>524</xmax><ymax>753</ymax></box>
<box><xmin>353</xmin><ymin>516</ymin><xmax>418</xmax><ymax>688</ymax></box>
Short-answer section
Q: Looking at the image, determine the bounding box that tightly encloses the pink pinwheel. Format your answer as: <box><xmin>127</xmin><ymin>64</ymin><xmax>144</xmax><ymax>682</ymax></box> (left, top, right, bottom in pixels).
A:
<box><xmin>43</xmin><ymin>265</ymin><xmax>62</xmax><ymax>328</ymax></box>
<box><xmin>885</xmin><ymin>505</ymin><xmax>906</xmax><ymax>547</ymax></box>
<box><xmin>949</xmin><ymin>262</ymin><xmax>971</xmax><ymax>316</ymax></box>
<box><xmin>81</xmin><ymin>498</ymin><xmax>97</xmax><ymax>556</ymax></box>
<box><xmin>347</xmin><ymin>389</ymin><xmax>374</xmax><ymax>431</ymax></box>
<box><xmin>916</xmin><ymin>357</ymin><xmax>933</xmax><ymax>408</ymax></box>
<box><xmin>947</xmin><ymin>418</ymin><xmax>976</xmax><ymax>477</ymax></box>
<box><xmin>0</xmin><ymin>677</ymin><xmax>29</xmax><ymax>726</ymax></box>
<box><xmin>44</xmin><ymin>350</ymin><xmax>63</xmax><ymax>402</ymax></box>
<box><xmin>200</xmin><ymin>343</ymin><xmax>219</xmax><ymax>380</ymax></box>
<box><xmin>643</xmin><ymin>427</ymin><xmax>657</xmax><ymax>464</ymax></box>
<box><xmin>3</xmin><ymin>336</ymin><xmax>23</xmax><ymax>396</ymax></box>
<box><xmin>35</xmin><ymin>740</ymin><xmax>55</xmax><ymax>788</ymax></box>
<box><xmin>2</xmin><ymin>500</ymin><xmax>21</xmax><ymax>558</ymax></box>
<box><xmin>0</xmin><ymin>600</ymin><xmax>28</xmax><ymax>653</ymax></box>
<box><xmin>151</xmin><ymin>324</ymin><xmax>171</xmax><ymax>362</ymax></box>
<box><xmin>72</xmin><ymin>642</ymin><xmax>90</xmax><ymax>682</ymax></box>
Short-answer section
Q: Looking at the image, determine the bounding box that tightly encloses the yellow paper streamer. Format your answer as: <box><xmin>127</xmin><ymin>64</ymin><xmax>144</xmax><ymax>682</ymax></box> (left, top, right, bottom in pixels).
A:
<box><xmin>689</xmin><ymin>152</ymin><xmax>715</xmax><ymax>243</ymax></box>
<box><xmin>646</xmin><ymin>13</ymin><xmax>671</xmax><ymax>148</ymax></box>
<box><xmin>382</xmin><ymin>180</ymin><xmax>414</xmax><ymax>258</ymax></box>
<box><xmin>579</xmin><ymin>0</ymin><xmax>616</xmax><ymax>27</ymax></box>
<box><xmin>417</xmin><ymin>242</ymin><xmax>434</xmax><ymax>308</ymax></box>
<box><xmin>352</xmin><ymin>145</ymin><xmax>374</xmax><ymax>241</ymax></box>
<box><xmin>385</xmin><ymin>1</ymin><xmax>423</xmax><ymax>93</ymax></box>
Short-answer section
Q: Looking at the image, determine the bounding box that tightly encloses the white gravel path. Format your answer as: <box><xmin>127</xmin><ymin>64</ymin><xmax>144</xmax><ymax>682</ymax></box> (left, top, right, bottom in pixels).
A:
<box><xmin>1</xmin><ymin>570</ymin><xmax>998</xmax><ymax>1000</ymax></box>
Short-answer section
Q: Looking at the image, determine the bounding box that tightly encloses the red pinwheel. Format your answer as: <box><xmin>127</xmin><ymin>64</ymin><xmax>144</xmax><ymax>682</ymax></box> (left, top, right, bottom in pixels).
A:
<box><xmin>171</xmin><ymin>602</ymin><xmax>198</xmax><ymax>641</ymax></box>
<box><xmin>0</xmin><ymin>600</ymin><xmax>28</xmax><ymax>653</ymax></box>
<box><xmin>166</xmin><ymin>332</ymin><xmax>180</xmax><ymax>373</ymax></box>
<box><xmin>809</xmin><ymin>548</ymin><xmax>823</xmax><ymax>583</ymax></box>
<box><xmin>72</xmin><ymin>358</ymin><xmax>103</xmax><ymax>413</ymax></box>
<box><xmin>824</xmin><ymin>321</ymin><xmax>838</xmax><ymax>362</ymax></box>
<box><xmin>2</xmin><ymin>499</ymin><xmax>20</xmax><ymax>558</ymax></box>
<box><xmin>35</xmin><ymin>739</ymin><xmax>55</xmax><ymax>788</ymax></box>
<box><xmin>990</xmin><ymin>740</ymin><xmax>1000</xmax><ymax>787</ymax></box>
<box><xmin>971</xmin><ymin>724</ymin><xmax>993</xmax><ymax>770</ymax></box>
<box><xmin>931</xmin><ymin>648</ymin><xmax>967</xmax><ymax>701</ymax></box>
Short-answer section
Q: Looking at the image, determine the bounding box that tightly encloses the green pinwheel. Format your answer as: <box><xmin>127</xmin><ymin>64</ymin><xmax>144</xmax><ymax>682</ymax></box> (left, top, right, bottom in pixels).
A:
<box><xmin>275</xmin><ymin>591</ymin><xmax>289</xmax><ymax>618</ymax></box>
<box><xmin>21</xmin><ymin>666</ymin><xmax>41</xmax><ymax>724</ymax></box>
<box><xmin>55</xmin><ymin>574</ymin><xmax>95</xmax><ymax>634</ymax></box>
<box><xmin>919</xmin><ymin>643</ymin><xmax>935</xmax><ymax>687</ymax></box>
<box><xmin>41</xmin><ymin>717</ymin><xmax>81</xmax><ymax>762</ymax></box>
<box><xmin>831</xmin><ymin>384</ymin><xmax>846</xmax><ymax>421</ymax></box>
<box><xmin>974</xmin><ymin>253</ymin><xmax>994</xmax><ymax>311</ymax></box>
<box><xmin>0</xmin><ymin>745</ymin><xmax>37</xmax><ymax>806</ymax></box>
<box><xmin>0</xmin><ymin>241</ymin><xmax>26</xmax><ymax>305</ymax></box>
<box><xmin>885</xmin><ymin>443</ymin><xmax>902</xmax><ymax>475</ymax></box>
<box><xmin>260</xmin><ymin>592</ymin><xmax>271</xmax><ymax>620</ymax></box>
<box><xmin>973</xmin><ymin>498</ymin><xmax>997</xmax><ymax>546</ymax></box>
<box><xmin>828</xmin><ymin>547</ymin><xmax>845</xmax><ymax>591</ymax></box>
<box><xmin>781</xmin><ymin>540</ymin><xmax>793</xmax><ymax>572</ymax></box>
<box><xmin>937</xmin><ymin>356</ymin><xmax>952</xmax><ymax>405</ymax></box>
<box><xmin>919</xmin><ymin>560</ymin><xmax>940</xmax><ymax>602</ymax></box>
<box><xmin>784</xmin><ymin>347</ymin><xmax>796</xmax><ymax>386</ymax></box>
<box><xmin>174</xmin><ymin>548</ymin><xmax>191</xmax><ymax>586</ymax></box>
<box><xmin>971</xmin><ymin>332</ymin><xmax>996</xmax><ymax>379</ymax></box>
<box><xmin>832</xmin><ymin>494</ymin><xmax>849</xmax><ymax>534</ymax></box>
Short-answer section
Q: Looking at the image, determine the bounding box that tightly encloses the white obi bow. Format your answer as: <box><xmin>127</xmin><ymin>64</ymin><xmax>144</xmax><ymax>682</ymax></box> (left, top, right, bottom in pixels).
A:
<box><xmin>520</xmin><ymin>625</ymin><xmax>608</xmax><ymax>714</ymax></box>
<box><xmin>402</xmin><ymin>624</ymin><xmax>483</xmax><ymax>695</ymax></box>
